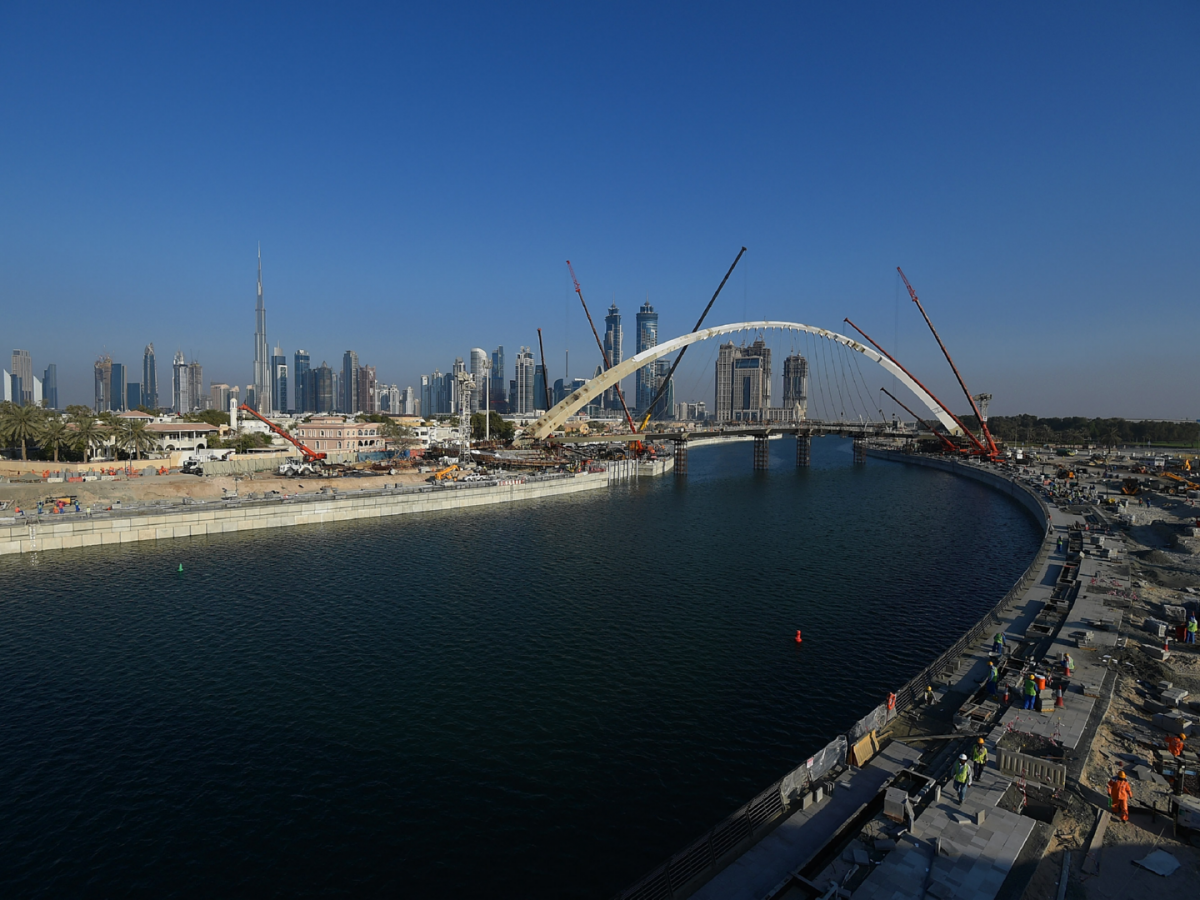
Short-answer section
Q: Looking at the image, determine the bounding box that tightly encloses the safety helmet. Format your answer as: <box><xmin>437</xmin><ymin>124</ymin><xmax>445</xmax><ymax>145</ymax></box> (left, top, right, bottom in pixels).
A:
<box><xmin>978</xmin><ymin>737</ymin><xmax>985</xmax><ymax>744</ymax></box>
<box><xmin>959</xmin><ymin>754</ymin><xmax>968</xmax><ymax>760</ymax></box>
<box><xmin>1182</xmin><ymin>733</ymin><xmax>1188</xmax><ymax>739</ymax></box>
<box><xmin>1118</xmin><ymin>771</ymin><xmax>1127</xmax><ymax>780</ymax></box>
<box><xmin>927</xmin><ymin>685</ymin><xmax>933</xmax><ymax>691</ymax></box>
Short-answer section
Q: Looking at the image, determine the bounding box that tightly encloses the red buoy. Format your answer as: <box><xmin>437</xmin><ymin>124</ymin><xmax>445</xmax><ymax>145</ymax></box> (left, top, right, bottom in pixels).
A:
<box><xmin>795</xmin><ymin>630</ymin><xmax>803</xmax><ymax>644</ymax></box>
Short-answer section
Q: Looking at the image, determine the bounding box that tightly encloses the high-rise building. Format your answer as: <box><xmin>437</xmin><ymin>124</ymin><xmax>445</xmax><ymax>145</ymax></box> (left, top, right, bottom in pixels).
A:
<box><xmin>172</xmin><ymin>351</ymin><xmax>189</xmax><ymax>413</ymax></box>
<box><xmin>253</xmin><ymin>246</ymin><xmax>271</xmax><ymax>414</ymax></box>
<box><xmin>357</xmin><ymin>365</ymin><xmax>376</xmax><ymax>415</ymax></box>
<box><xmin>449</xmin><ymin>357</ymin><xmax>466</xmax><ymax>414</ymax></box>
<box><xmin>782</xmin><ymin>353</ymin><xmax>809</xmax><ymax>419</ymax></box>
<box><xmin>647</xmin><ymin>359</ymin><xmax>674</xmax><ymax>420</ymax></box>
<box><xmin>110</xmin><ymin>362</ymin><xmax>127</xmax><ymax>411</ymax></box>
<box><xmin>188</xmin><ymin>360</ymin><xmax>205</xmax><ymax>411</ymax></box>
<box><xmin>11</xmin><ymin>350</ymin><xmax>33</xmax><ymax>407</ymax></box>
<box><xmin>142</xmin><ymin>344</ymin><xmax>158</xmax><ymax>410</ymax></box>
<box><xmin>314</xmin><ymin>363</ymin><xmax>335</xmax><ymax>413</ymax></box>
<box><xmin>94</xmin><ymin>356</ymin><xmax>112</xmax><ymax>412</ymax></box>
<box><xmin>715</xmin><ymin>338</ymin><xmax>771</xmax><ymax>423</ymax></box>
<box><xmin>210</xmin><ymin>383</ymin><xmax>231</xmax><ymax>413</ymax></box>
<box><xmin>271</xmin><ymin>345</ymin><xmax>288</xmax><ymax>414</ymax></box>
<box><xmin>341</xmin><ymin>350</ymin><xmax>359</xmax><ymax>414</ymax></box>
<box><xmin>42</xmin><ymin>364</ymin><xmax>58</xmax><ymax>410</ymax></box>
<box><xmin>127</xmin><ymin>382</ymin><xmax>142</xmax><ymax>410</ymax></box>
<box><xmin>489</xmin><ymin>346</ymin><xmax>506</xmax><ymax>412</ymax></box>
<box><xmin>533</xmin><ymin>365</ymin><xmax>547</xmax><ymax>411</ymax></box>
<box><xmin>603</xmin><ymin>302</ymin><xmax>623</xmax><ymax>408</ymax></box>
<box><xmin>469</xmin><ymin>348</ymin><xmax>488</xmax><ymax>412</ymax></box>
<box><xmin>293</xmin><ymin>350</ymin><xmax>310</xmax><ymax>414</ymax></box>
<box><xmin>635</xmin><ymin>301</ymin><xmax>659</xmax><ymax>412</ymax></box>
<box><xmin>513</xmin><ymin>347</ymin><xmax>535</xmax><ymax>415</ymax></box>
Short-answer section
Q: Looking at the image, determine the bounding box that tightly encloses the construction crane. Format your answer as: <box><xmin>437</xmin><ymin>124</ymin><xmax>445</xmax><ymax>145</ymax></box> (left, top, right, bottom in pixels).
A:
<box><xmin>897</xmin><ymin>268</ymin><xmax>1000</xmax><ymax>458</ymax></box>
<box><xmin>637</xmin><ymin>246</ymin><xmax>746</xmax><ymax>432</ymax></box>
<box><xmin>879</xmin><ymin>387</ymin><xmax>957</xmax><ymax>452</ymax></box>
<box><xmin>843</xmin><ymin>317</ymin><xmax>986</xmax><ymax>455</ymax></box>
<box><xmin>566</xmin><ymin>261</ymin><xmax>641</xmax><ymax>446</ymax></box>
<box><xmin>238</xmin><ymin>404</ymin><xmax>325</xmax><ymax>462</ymax></box>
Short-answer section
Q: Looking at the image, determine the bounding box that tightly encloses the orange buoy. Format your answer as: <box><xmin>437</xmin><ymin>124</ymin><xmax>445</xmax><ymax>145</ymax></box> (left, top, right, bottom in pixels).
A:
<box><xmin>794</xmin><ymin>630</ymin><xmax>803</xmax><ymax>644</ymax></box>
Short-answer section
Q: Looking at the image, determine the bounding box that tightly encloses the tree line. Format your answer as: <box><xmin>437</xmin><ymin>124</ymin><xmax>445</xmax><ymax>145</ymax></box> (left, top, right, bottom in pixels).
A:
<box><xmin>0</xmin><ymin>403</ymin><xmax>161</xmax><ymax>463</ymax></box>
<box><xmin>958</xmin><ymin>414</ymin><xmax>1200</xmax><ymax>447</ymax></box>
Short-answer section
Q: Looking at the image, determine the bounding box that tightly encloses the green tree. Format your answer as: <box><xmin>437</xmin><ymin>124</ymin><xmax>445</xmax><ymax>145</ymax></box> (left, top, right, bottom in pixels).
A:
<box><xmin>232</xmin><ymin>432</ymin><xmax>271</xmax><ymax>454</ymax></box>
<box><xmin>182</xmin><ymin>409</ymin><xmax>230</xmax><ymax>428</ymax></box>
<box><xmin>116</xmin><ymin>419</ymin><xmax>161</xmax><ymax>460</ymax></box>
<box><xmin>39</xmin><ymin>417</ymin><xmax>74</xmax><ymax>463</ymax></box>
<box><xmin>72</xmin><ymin>417</ymin><xmax>109</xmax><ymax>462</ymax></box>
<box><xmin>0</xmin><ymin>402</ymin><xmax>44</xmax><ymax>460</ymax></box>
<box><xmin>65</xmin><ymin>404</ymin><xmax>94</xmax><ymax>421</ymax></box>
<box><xmin>470</xmin><ymin>411</ymin><xmax>514</xmax><ymax>441</ymax></box>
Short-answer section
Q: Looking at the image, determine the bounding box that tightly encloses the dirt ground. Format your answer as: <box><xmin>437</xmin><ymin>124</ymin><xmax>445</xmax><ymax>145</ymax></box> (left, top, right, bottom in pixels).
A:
<box><xmin>0</xmin><ymin>469</ymin><xmax>429</xmax><ymax>511</ymax></box>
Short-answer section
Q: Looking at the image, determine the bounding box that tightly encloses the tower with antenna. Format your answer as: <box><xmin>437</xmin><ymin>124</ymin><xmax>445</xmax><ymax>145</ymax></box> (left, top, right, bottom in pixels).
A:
<box><xmin>253</xmin><ymin>245</ymin><xmax>272</xmax><ymax>415</ymax></box>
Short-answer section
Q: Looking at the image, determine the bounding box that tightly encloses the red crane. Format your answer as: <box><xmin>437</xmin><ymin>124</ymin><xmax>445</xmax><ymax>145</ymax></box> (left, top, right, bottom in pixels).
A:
<box><xmin>897</xmin><ymin>268</ymin><xmax>1000</xmax><ymax>457</ymax></box>
<box><xmin>879</xmin><ymin>387</ymin><xmax>957</xmax><ymax>452</ymax></box>
<box><xmin>238</xmin><ymin>404</ymin><xmax>326</xmax><ymax>462</ymax></box>
<box><xmin>566</xmin><ymin>260</ymin><xmax>639</xmax><ymax>437</ymax></box>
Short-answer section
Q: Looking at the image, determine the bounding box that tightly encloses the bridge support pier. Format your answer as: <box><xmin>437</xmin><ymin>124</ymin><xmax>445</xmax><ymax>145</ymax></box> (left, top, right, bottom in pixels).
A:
<box><xmin>795</xmin><ymin>433</ymin><xmax>811</xmax><ymax>468</ymax></box>
<box><xmin>852</xmin><ymin>435</ymin><xmax>866</xmax><ymax>465</ymax></box>
<box><xmin>753</xmin><ymin>435</ymin><xmax>770</xmax><ymax>471</ymax></box>
<box><xmin>673</xmin><ymin>439</ymin><xmax>688</xmax><ymax>477</ymax></box>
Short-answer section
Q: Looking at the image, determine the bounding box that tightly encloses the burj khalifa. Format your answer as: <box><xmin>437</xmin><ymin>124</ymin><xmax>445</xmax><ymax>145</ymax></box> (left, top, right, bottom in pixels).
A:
<box><xmin>253</xmin><ymin>245</ymin><xmax>271</xmax><ymax>414</ymax></box>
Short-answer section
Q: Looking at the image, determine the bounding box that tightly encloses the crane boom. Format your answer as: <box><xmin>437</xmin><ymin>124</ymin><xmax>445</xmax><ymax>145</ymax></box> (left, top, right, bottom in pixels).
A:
<box><xmin>566</xmin><ymin>260</ymin><xmax>638</xmax><ymax>435</ymax></box>
<box><xmin>880</xmin><ymin>387</ymin><xmax>957</xmax><ymax>451</ymax></box>
<box><xmin>638</xmin><ymin>246</ymin><xmax>746</xmax><ymax>431</ymax></box>
<box><xmin>843</xmin><ymin>317</ymin><xmax>987</xmax><ymax>454</ymax></box>
<box><xmin>238</xmin><ymin>404</ymin><xmax>326</xmax><ymax>462</ymax></box>
<box><xmin>896</xmin><ymin>268</ymin><xmax>999</xmax><ymax>456</ymax></box>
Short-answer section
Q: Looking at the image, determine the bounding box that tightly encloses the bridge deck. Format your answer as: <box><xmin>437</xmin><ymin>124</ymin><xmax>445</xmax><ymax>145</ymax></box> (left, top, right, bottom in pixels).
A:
<box><xmin>556</xmin><ymin>424</ymin><xmax>917</xmax><ymax>444</ymax></box>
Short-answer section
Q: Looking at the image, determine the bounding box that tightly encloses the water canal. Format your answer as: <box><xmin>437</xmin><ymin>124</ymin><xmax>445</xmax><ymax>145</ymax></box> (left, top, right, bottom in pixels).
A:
<box><xmin>0</xmin><ymin>438</ymin><xmax>1041</xmax><ymax>897</ymax></box>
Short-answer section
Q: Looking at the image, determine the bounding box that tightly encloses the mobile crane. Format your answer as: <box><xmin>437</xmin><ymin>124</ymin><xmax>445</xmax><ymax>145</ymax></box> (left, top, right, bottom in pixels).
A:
<box><xmin>237</xmin><ymin>404</ymin><xmax>333</xmax><ymax>476</ymax></box>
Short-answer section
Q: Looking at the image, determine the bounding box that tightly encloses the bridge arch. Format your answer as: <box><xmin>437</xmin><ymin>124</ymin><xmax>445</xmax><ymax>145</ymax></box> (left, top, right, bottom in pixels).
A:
<box><xmin>525</xmin><ymin>320</ymin><xmax>958</xmax><ymax>440</ymax></box>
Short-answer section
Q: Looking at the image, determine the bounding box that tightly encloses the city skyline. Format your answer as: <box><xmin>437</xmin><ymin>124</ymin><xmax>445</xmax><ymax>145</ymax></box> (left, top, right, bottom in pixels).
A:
<box><xmin>1</xmin><ymin>6</ymin><xmax>1197</xmax><ymax>417</ymax></box>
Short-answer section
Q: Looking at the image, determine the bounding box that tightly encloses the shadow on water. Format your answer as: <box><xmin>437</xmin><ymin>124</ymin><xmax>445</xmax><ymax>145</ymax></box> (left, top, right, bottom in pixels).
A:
<box><xmin>0</xmin><ymin>437</ymin><xmax>1041</xmax><ymax>898</ymax></box>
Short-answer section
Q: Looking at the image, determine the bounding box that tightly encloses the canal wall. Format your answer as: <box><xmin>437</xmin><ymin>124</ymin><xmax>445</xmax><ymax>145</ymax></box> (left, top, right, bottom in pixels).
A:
<box><xmin>0</xmin><ymin>472</ymin><xmax>609</xmax><ymax>556</ymax></box>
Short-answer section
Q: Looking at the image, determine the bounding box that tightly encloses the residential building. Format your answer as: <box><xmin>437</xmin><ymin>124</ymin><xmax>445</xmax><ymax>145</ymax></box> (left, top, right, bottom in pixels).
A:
<box><xmin>187</xmin><ymin>360</ymin><xmax>205</xmax><ymax>411</ymax></box>
<box><xmin>210</xmin><ymin>383</ymin><xmax>232</xmax><ymax>413</ymax></box>
<box><xmin>172</xmin><ymin>351</ymin><xmax>189</xmax><ymax>413</ymax></box>
<box><xmin>11</xmin><ymin>350</ymin><xmax>33</xmax><ymax>407</ymax></box>
<box><xmin>357</xmin><ymin>365</ymin><xmax>376</xmax><ymax>415</ymax></box>
<box><xmin>782</xmin><ymin>353</ymin><xmax>809</xmax><ymax>419</ymax></box>
<box><xmin>400</xmin><ymin>385</ymin><xmax>415</xmax><ymax>415</ymax></box>
<box><xmin>646</xmin><ymin>358</ymin><xmax>674</xmax><ymax>420</ymax></box>
<box><xmin>142</xmin><ymin>343</ymin><xmax>158</xmax><ymax>410</ymax></box>
<box><xmin>341</xmin><ymin>350</ymin><xmax>359</xmax><ymax>414</ymax></box>
<box><xmin>314</xmin><ymin>362</ymin><xmax>334</xmax><ymax>413</ymax></box>
<box><xmin>603</xmin><ymin>302</ymin><xmax>623</xmax><ymax>408</ymax></box>
<box><xmin>469</xmin><ymin>347</ymin><xmax>488</xmax><ymax>412</ymax></box>
<box><xmin>294</xmin><ymin>416</ymin><xmax>383</xmax><ymax>453</ymax></box>
<box><xmin>109</xmin><ymin>362</ymin><xmax>127</xmax><ymax>411</ymax></box>
<box><xmin>147</xmin><ymin>421</ymin><xmax>218</xmax><ymax>453</ymax></box>
<box><xmin>43</xmin><ymin>363</ymin><xmax>58</xmax><ymax>410</ymax></box>
<box><xmin>293</xmin><ymin>350</ymin><xmax>310</xmax><ymax>414</ymax></box>
<box><xmin>635</xmin><ymin>301</ymin><xmax>658</xmax><ymax>412</ymax></box>
<box><xmin>271</xmin><ymin>345</ymin><xmax>288</xmax><ymax>414</ymax></box>
<box><xmin>512</xmin><ymin>347</ymin><xmax>535</xmax><ymax>414</ymax></box>
<box><xmin>94</xmin><ymin>355</ymin><xmax>113</xmax><ymax>412</ymax></box>
<box><xmin>715</xmin><ymin>338</ymin><xmax>772</xmax><ymax>423</ymax></box>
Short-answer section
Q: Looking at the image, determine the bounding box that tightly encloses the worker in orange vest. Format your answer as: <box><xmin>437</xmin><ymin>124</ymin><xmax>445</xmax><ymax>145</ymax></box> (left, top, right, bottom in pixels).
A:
<box><xmin>1166</xmin><ymin>733</ymin><xmax>1186</xmax><ymax>795</ymax></box>
<box><xmin>1108</xmin><ymin>771</ymin><xmax>1132</xmax><ymax>822</ymax></box>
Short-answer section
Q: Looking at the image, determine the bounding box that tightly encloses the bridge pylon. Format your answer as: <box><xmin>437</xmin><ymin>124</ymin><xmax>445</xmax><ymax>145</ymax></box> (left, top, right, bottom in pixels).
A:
<box><xmin>753</xmin><ymin>435</ymin><xmax>770</xmax><ymax>471</ymax></box>
<box><xmin>853</xmin><ymin>435</ymin><xmax>866</xmax><ymax>465</ymax></box>
<box><xmin>796</xmin><ymin>432</ymin><xmax>811</xmax><ymax>468</ymax></box>
<box><xmin>673</xmin><ymin>438</ymin><xmax>688</xmax><ymax>477</ymax></box>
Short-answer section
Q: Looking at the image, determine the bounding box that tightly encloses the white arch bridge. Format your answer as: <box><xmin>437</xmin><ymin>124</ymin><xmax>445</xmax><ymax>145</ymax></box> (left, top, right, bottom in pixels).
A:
<box><xmin>524</xmin><ymin>320</ymin><xmax>957</xmax><ymax>441</ymax></box>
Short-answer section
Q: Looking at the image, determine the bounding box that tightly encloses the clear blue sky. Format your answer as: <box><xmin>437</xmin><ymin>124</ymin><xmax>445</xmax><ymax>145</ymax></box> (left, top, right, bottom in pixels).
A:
<box><xmin>1</xmin><ymin>2</ymin><xmax>1197</xmax><ymax>417</ymax></box>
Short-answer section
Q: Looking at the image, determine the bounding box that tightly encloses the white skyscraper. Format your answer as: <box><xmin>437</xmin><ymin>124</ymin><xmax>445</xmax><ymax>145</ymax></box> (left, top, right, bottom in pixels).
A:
<box><xmin>172</xmin><ymin>351</ymin><xmax>189</xmax><ymax>413</ymax></box>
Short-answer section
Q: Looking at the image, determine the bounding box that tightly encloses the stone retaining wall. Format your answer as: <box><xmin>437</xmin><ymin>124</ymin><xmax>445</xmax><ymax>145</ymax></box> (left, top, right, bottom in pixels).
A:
<box><xmin>0</xmin><ymin>472</ymin><xmax>607</xmax><ymax>556</ymax></box>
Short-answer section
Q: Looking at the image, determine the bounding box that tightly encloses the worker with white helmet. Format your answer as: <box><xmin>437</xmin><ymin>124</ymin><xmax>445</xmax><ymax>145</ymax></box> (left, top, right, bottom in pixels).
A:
<box><xmin>952</xmin><ymin>753</ymin><xmax>972</xmax><ymax>804</ymax></box>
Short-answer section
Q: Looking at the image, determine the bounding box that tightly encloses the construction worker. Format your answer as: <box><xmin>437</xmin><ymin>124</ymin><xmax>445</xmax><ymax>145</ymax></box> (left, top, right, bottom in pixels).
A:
<box><xmin>986</xmin><ymin>661</ymin><xmax>999</xmax><ymax>695</ymax></box>
<box><xmin>993</xmin><ymin>632</ymin><xmax>1006</xmax><ymax>657</ymax></box>
<box><xmin>1187</xmin><ymin>613</ymin><xmax>1198</xmax><ymax>644</ymax></box>
<box><xmin>1167</xmin><ymin>732</ymin><xmax>1186</xmax><ymax>796</ymax></box>
<box><xmin>952</xmin><ymin>753</ymin><xmax>972</xmax><ymax>804</ymax></box>
<box><xmin>1023</xmin><ymin>673</ymin><xmax>1039</xmax><ymax>710</ymax></box>
<box><xmin>1108</xmin><ymin>771</ymin><xmax>1132</xmax><ymax>822</ymax></box>
<box><xmin>1061</xmin><ymin>652</ymin><xmax>1075</xmax><ymax>680</ymax></box>
<box><xmin>971</xmin><ymin>738</ymin><xmax>988</xmax><ymax>781</ymax></box>
<box><xmin>923</xmin><ymin>685</ymin><xmax>935</xmax><ymax>707</ymax></box>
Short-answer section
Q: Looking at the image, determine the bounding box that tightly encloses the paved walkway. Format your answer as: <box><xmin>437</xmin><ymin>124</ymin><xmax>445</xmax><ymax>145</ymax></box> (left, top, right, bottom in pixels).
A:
<box><xmin>690</xmin><ymin>742</ymin><xmax>923</xmax><ymax>900</ymax></box>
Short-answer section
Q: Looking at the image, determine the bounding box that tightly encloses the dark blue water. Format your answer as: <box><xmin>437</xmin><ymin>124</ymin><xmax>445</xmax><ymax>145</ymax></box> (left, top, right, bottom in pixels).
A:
<box><xmin>0</xmin><ymin>439</ymin><xmax>1040</xmax><ymax>897</ymax></box>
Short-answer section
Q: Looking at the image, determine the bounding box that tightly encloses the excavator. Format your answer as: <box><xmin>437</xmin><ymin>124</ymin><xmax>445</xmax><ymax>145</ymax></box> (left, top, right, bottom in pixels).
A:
<box><xmin>237</xmin><ymin>404</ymin><xmax>339</xmax><ymax>476</ymax></box>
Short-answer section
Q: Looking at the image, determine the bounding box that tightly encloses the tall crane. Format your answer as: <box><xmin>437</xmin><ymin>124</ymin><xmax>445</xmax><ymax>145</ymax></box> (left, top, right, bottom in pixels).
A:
<box><xmin>880</xmin><ymin>388</ymin><xmax>957</xmax><ymax>452</ymax></box>
<box><xmin>897</xmin><ymin>268</ymin><xmax>999</xmax><ymax>457</ymax></box>
<box><xmin>238</xmin><ymin>404</ymin><xmax>326</xmax><ymax>462</ymax></box>
<box><xmin>566</xmin><ymin>261</ymin><xmax>638</xmax><ymax>436</ymax></box>
<box><xmin>637</xmin><ymin>246</ymin><xmax>746</xmax><ymax>432</ymax></box>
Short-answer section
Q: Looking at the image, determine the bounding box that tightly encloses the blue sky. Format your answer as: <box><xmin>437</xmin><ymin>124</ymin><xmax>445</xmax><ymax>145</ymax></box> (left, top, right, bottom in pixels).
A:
<box><xmin>1</xmin><ymin>3</ymin><xmax>1197</xmax><ymax>417</ymax></box>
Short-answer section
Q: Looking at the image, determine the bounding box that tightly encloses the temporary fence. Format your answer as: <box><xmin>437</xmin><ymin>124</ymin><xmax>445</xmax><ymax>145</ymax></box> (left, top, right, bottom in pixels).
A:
<box><xmin>615</xmin><ymin>465</ymin><xmax>1055</xmax><ymax>900</ymax></box>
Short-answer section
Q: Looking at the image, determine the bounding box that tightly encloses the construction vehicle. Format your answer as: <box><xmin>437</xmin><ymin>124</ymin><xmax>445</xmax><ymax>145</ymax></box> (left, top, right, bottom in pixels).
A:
<box><xmin>1121</xmin><ymin>478</ymin><xmax>1141</xmax><ymax>496</ymax></box>
<box><xmin>236</xmin><ymin>404</ymin><xmax>339</xmax><ymax>477</ymax></box>
<box><xmin>1163</xmin><ymin>471</ymin><xmax>1200</xmax><ymax>491</ymax></box>
<box><xmin>427</xmin><ymin>464</ymin><xmax>459</xmax><ymax>483</ymax></box>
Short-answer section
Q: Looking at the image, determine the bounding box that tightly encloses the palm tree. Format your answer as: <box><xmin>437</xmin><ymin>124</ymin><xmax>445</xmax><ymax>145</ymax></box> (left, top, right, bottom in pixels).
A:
<box><xmin>72</xmin><ymin>417</ymin><xmax>108</xmax><ymax>463</ymax></box>
<box><xmin>39</xmin><ymin>417</ymin><xmax>74</xmax><ymax>463</ymax></box>
<box><xmin>116</xmin><ymin>419</ymin><xmax>160</xmax><ymax>460</ymax></box>
<box><xmin>0</xmin><ymin>402</ymin><xmax>44</xmax><ymax>461</ymax></box>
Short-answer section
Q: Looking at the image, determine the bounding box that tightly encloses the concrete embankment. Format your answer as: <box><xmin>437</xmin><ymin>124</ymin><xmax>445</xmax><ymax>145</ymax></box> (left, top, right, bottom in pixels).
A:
<box><xmin>0</xmin><ymin>471</ymin><xmax>610</xmax><ymax>557</ymax></box>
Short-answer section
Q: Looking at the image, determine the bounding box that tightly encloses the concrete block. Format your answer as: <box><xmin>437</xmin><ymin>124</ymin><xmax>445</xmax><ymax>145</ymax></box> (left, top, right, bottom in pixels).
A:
<box><xmin>975</xmin><ymin>808</ymin><xmax>986</xmax><ymax>827</ymax></box>
<box><xmin>1163</xmin><ymin>605</ymin><xmax>1188</xmax><ymax>621</ymax></box>
<box><xmin>874</xmin><ymin>838</ymin><xmax>897</xmax><ymax>851</ymax></box>
<box><xmin>1159</xmin><ymin>681</ymin><xmax>1175</xmax><ymax>691</ymax></box>
<box><xmin>1145</xmin><ymin>699</ymin><xmax>1169</xmax><ymax>715</ymax></box>
<box><xmin>1145</xmin><ymin>644</ymin><xmax>1170</xmax><ymax>661</ymax></box>
<box><xmin>1162</xmin><ymin>688</ymin><xmax>1190</xmax><ymax>707</ymax></box>
<box><xmin>1145</xmin><ymin>619</ymin><xmax>1167</xmax><ymax>638</ymax></box>
<box><xmin>852</xmin><ymin>847</ymin><xmax>870</xmax><ymax>866</ymax></box>
<box><xmin>1152</xmin><ymin>712</ymin><xmax>1193</xmax><ymax>734</ymax></box>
